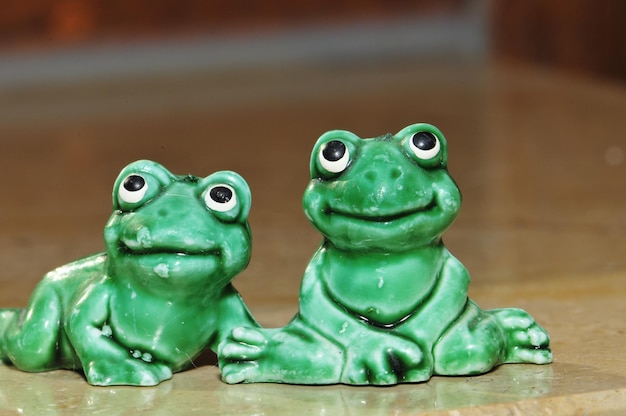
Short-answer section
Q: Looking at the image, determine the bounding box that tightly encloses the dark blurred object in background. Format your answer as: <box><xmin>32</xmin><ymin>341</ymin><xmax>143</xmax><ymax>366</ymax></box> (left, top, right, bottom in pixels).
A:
<box><xmin>1</xmin><ymin>0</ymin><xmax>624</xmax><ymax>81</ymax></box>
<box><xmin>0</xmin><ymin>0</ymin><xmax>463</xmax><ymax>47</ymax></box>
<box><xmin>491</xmin><ymin>0</ymin><xmax>626</xmax><ymax>81</ymax></box>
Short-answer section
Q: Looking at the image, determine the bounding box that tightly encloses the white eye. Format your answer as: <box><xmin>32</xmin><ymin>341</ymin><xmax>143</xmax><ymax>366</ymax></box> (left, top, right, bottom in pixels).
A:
<box><xmin>119</xmin><ymin>174</ymin><xmax>148</xmax><ymax>204</ymax></box>
<box><xmin>319</xmin><ymin>140</ymin><xmax>350</xmax><ymax>173</ymax></box>
<box><xmin>409</xmin><ymin>132</ymin><xmax>440</xmax><ymax>160</ymax></box>
<box><xmin>205</xmin><ymin>184</ymin><xmax>237</xmax><ymax>212</ymax></box>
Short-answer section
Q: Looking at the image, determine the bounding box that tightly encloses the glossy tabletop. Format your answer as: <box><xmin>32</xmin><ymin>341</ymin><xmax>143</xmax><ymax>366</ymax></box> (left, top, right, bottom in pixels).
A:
<box><xmin>0</xmin><ymin>54</ymin><xmax>625</xmax><ymax>414</ymax></box>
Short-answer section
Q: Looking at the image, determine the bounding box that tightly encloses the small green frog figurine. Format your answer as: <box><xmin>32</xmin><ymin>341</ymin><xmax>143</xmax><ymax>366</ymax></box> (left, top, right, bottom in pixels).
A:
<box><xmin>0</xmin><ymin>160</ymin><xmax>256</xmax><ymax>386</ymax></box>
<box><xmin>219</xmin><ymin>123</ymin><xmax>552</xmax><ymax>385</ymax></box>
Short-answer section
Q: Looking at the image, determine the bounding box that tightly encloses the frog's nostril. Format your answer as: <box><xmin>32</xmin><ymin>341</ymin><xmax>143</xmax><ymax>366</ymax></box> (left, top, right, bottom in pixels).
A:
<box><xmin>365</xmin><ymin>171</ymin><xmax>377</xmax><ymax>182</ymax></box>
<box><xmin>158</xmin><ymin>209</ymin><xmax>168</xmax><ymax>217</ymax></box>
<box><xmin>390</xmin><ymin>168</ymin><xmax>402</xmax><ymax>180</ymax></box>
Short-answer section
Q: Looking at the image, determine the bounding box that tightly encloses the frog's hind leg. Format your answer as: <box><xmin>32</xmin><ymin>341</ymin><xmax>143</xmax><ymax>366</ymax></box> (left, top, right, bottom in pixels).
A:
<box><xmin>0</xmin><ymin>309</ymin><xmax>22</xmax><ymax>360</ymax></box>
<box><xmin>488</xmin><ymin>307</ymin><xmax>552</xmax><ymax>365</ymax></box>
<box><xmin>432</xmin><ymin>301</ymin><xmax>552</xmax><ymax>376</ymax></box>
<box><xmin>432</xmin><ymin>300</ymin><xmax>505</xmax><ymax>376</ymax></box>
<box><xmin>219</xmin><ymin>317</ymin><xmax>344</xmax><ymax>384</ymax></box>
<box><xmin>0</xmin><ymin>284</ymin><xmax>69</xmax><ymax>372</ymax></box>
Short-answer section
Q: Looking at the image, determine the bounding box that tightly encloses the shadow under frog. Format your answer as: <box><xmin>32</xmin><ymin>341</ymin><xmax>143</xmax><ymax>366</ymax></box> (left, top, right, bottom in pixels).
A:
<box><xmin>0</xmin><ymin>160</ymin><xmax>256</xmax><ymax>386</ymax></box>
<box><xmin>219</xmin><ymin>123</ymin><xmax>552</xmax><ymax>385</ymax></box>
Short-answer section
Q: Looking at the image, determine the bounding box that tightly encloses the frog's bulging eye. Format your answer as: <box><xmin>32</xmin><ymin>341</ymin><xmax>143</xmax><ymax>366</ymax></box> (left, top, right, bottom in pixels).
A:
<box><xmin>119</xmin><ymin>174</ymin><xmax>148</xmax><ymax>204</ymax></box>
<box><xmin>319</xmin><ymin>140</ymin><xmax>350</xmax><ymax>174</ymax></box>
<box><xmin>205</xmin><ymin>184</ymin><xmax>237</xmax><ymax>212</ymax></box>
<box><xmin>409</xmin><ymin>132</ymin><xmax>440</xmax><ymax>160</ymax></box>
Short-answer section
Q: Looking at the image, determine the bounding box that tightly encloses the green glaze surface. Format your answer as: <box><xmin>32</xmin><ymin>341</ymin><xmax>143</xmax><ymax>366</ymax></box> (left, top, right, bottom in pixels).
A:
<box><xmin>219</xmin><ymin>123</ymin><xmax>552</xmax><ymax>385</ymax></box>
<box><xmin>0</xmin><ymin>160</ymin><xmax>256</xmax><ymax>386</ymax></box>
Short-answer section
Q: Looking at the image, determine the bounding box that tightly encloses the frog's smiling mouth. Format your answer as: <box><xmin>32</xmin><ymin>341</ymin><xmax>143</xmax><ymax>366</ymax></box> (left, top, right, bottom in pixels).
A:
<box><xmin>325</xmin><ymin>197</ymin><xmax>438</xmax><ymax>224</ymax></box>
<box><xmin>117</xmin><ymin>242</ymin><xmax>221</xmax><ymax>258</ymax></box>
<box><xmin>116</xmin><ymin>241</ymin><xmax>223</xmax><ymax>281</ymax></box>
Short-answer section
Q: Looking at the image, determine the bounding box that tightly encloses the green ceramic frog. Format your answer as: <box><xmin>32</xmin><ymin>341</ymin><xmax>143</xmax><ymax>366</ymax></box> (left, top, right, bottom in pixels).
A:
<box><xmin>0</xmin><ymin>160</ymin><xmax>256</xmax><ymax>386</ymax></box>
<box><xmin>219</xmin><ymin>123</ymin><xmax>552</xmax><ymax>385</ymax></box>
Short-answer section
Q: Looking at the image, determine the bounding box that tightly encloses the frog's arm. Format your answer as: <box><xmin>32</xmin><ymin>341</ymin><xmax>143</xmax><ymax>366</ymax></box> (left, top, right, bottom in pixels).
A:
<box><xmin>218</xmin><ymin>251</ymin><xmax>350</xmax><ymax>384</ymax></box>
<box><xmin>398</xmin><ymin>249</ymin><xmax>470</xmax><ymax>347</ymax></box>
<box><xmin>65</xmin><ymin>279</ymin><xmax>172</xmax><ymax>386</ymax></box>
<box><xmin>209</xmin><ymin>284</ymin><xmax>259</xmax><ymax>351</ymax></box>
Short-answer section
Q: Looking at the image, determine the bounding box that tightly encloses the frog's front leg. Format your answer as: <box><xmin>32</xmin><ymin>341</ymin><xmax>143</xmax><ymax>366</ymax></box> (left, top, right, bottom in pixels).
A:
<box><xmin>219</xmin><ymin>255</ymin><xmax>345</xmax><ymax>384</ymax></box>
<box><xmin>66</xmin><ymin>281</ymin><xmax>172</xmax><ymax>386</ymax></box>
<box><xmin>208</xmin><ymin>284</ymin><xmax>260</xmax><ymax>352</ymax></box>
<box><xmin>0</xmin><ymin>282</ymin><xmax>77</xmax><ymax>371</ymax></box>
<box><xmin>395</xmin><ymin>252</ymin><xmax>471</xmax><ymax>349</ymax></box>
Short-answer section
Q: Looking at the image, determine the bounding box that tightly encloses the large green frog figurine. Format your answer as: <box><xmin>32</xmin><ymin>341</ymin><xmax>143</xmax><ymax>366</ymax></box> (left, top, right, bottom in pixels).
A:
<box><xmin>0</xmin><ymin>160</ymin><xmax>256</xmax><ymax>386</ymax></box>
<box><xmin>219</xmin><ymin>123</ymin><xmax>552</xmax><ymax>385</ymax></box>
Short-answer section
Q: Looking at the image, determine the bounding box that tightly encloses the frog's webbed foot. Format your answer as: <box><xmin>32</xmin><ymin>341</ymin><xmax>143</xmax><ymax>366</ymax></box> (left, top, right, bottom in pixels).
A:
<box><xmin>218</xmin><ymin>326</ymin><xmax>268</xmax><ymax>384</ymax></box>
<box><xmin>340</xmin><ymin>332</ymin><xmax>429</xmax><ymax>385</ymax></box>
<box><xmin>218</xmin><ymin>321</ymin><xmax>343</xmax><ymax>384</ymax></box>
<box><xmin>489</xmin><ymin>308</ymin><xmax>552</xmax><ymax>365</ymax></box>
<box><xmin>84</xmin><ymin>355</ymin><xmax>173</xmax><ymax>386</ymax></box>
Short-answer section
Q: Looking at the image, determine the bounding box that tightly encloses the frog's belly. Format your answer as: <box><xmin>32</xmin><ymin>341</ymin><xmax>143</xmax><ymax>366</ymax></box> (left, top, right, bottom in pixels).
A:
<box><xmin>108</xmin><ymin>301</ymin><xmax>216</xmax><ymax>368</ymax></box>
<box><xmin>322</xmin><ymin>266</ymin><xmax>439</xmax><ymax>327</ymax></box>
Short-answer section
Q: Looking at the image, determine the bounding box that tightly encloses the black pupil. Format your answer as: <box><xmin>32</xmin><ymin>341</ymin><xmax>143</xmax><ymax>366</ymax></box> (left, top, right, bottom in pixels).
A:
<box><xmin>210</xmin><ymin>186</ymin><xmax>232</xmax><ymax>203</ymax></box>
<box><xmin>322</xmin><ymin>140</ymin><xmax>346</xmax><ymax>161</ymax></box>
<box><xmin>123</xmin><ymin>175</ymin><xmax>145</xmax><ymax>192</ymax></box>
<box><xmin>412</xmin><ymin>132</ymin><xmax>437</xmax><ymax>150</ymax></box>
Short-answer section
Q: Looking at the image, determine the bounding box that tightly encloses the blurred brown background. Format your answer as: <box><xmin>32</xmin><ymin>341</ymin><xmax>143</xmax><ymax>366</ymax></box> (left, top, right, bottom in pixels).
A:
<box><xmin>1</xmin><ymin>0</ymin><xmax>624</xmax><ymax>79</ymax></box>
<box><xmin>492</xmin><ymin>0</ymin><xmax>626</xmax><ymax>80</ymax></box>
<box><xmin>1</xmin><ymin>0</ymin><xmax>458</xmax><ymax>44</ymax></box>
